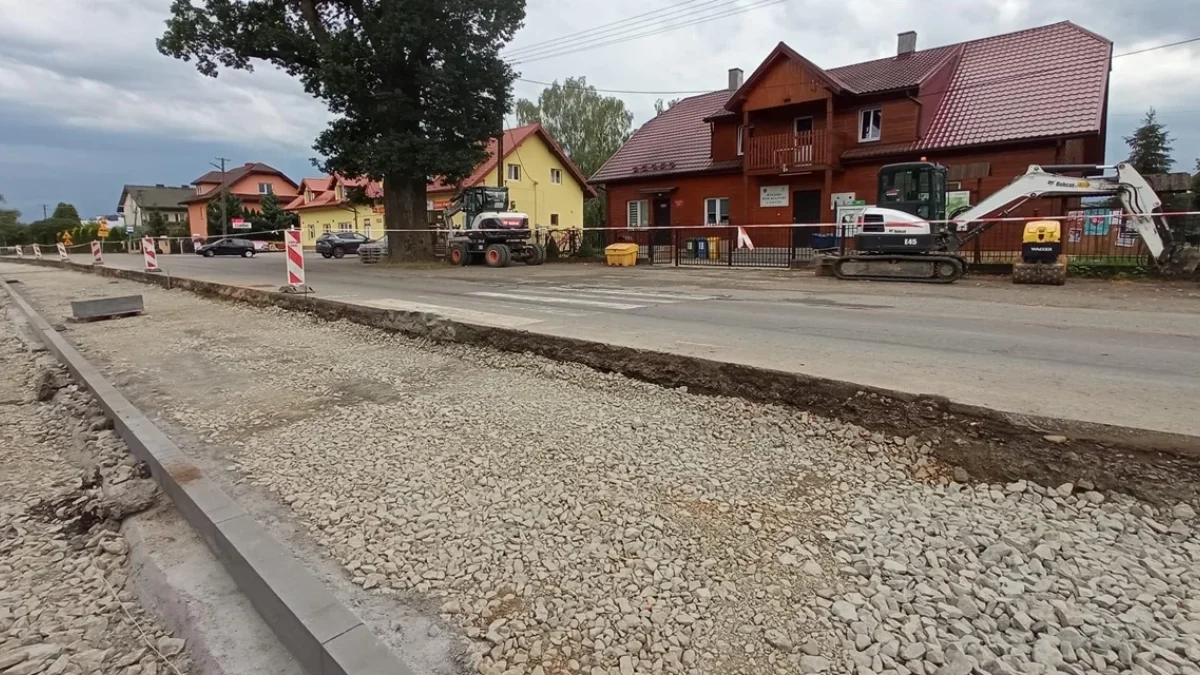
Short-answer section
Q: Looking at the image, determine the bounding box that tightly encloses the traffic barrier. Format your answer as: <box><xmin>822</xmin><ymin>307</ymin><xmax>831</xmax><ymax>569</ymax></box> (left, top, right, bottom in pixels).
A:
<box><xmin>14</xmin><ymin>246</ymin><xmax>23</xmax><ymax>259</ymax></box>
<box><xmin>143</xmin><ymin>237</ymin><xmax>161</xmax><ymax>273</ymax></box>
<box><xmin>281</xmin><ymin>229</ymin><xmax>312</xmax><ymax>293</ymax></box>
<box><xmin>56</xmin><ymin>243</ymin><xmax>69</xmax><ymax>261</ymax></box>
<box><xmin>32</xmin><ymin>244</ymin><xmax>42</xmax><ymax>260</ymax></box>
<box><xmin>90</xmin><ymin>241</ymin><xmax>104</xmax><ymax>265</ymax></box>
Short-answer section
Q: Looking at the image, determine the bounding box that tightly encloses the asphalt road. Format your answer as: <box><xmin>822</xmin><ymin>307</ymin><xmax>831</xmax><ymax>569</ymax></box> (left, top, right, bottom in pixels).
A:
<box><xmin>18</xmin><ymin>252</ymin><xmax>1200</xmax><ymax>436</ymax></box>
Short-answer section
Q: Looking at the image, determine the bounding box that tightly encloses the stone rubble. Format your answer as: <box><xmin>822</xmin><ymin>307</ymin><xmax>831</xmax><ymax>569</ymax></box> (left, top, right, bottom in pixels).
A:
<box><xmin>15</xmin><ymin>269</ymin><xmax>1200</xmax><ymax>675</ymax></box>
<box><xmin>0</xmin><ymin>298</ymin><xmax>191</xmax><ymax>675</ymax></box>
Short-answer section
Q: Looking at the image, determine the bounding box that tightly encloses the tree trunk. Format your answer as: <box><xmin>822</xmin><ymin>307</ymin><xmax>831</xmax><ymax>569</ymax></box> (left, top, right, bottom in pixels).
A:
<box><xmin>385</xmin><ymin>175</ymin><xmax>434</xmax><ymax>261</ymax></box>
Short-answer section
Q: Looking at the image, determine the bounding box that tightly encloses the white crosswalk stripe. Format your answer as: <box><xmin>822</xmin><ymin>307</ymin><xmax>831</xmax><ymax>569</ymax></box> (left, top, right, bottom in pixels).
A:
<box><xmin>469</xmin><ymin>292</ymin><xmax>644</xmax><ymax>310</ymax></box>
<box><xmin>469</xmin><ymin>286</ymin><xmax>716</xmax><ymax>312</ymax></box>
<box><xmin>538</xmin><ymin>286</ymin><xmax>716</xmax><ymax>302</ymax></box>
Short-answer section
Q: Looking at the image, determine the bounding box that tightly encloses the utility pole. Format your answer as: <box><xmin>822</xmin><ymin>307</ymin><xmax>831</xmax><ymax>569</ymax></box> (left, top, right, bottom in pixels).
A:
<box><xmin>211</xmin><ymin>157</ymin><xmax>231</xmax><ymax>237</ymax></box>
<box><xmin>42</xmin><ymin>204</ymin><xmax>47</xmax><ymax>219</ymax></box>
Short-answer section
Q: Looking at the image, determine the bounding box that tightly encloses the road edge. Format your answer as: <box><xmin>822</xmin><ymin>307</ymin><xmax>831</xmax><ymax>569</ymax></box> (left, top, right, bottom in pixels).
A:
<box><xmin>0</xmin><ymin>275</ymin><xmax>418</xmax><ymax>675</ymax></box>
<box><xmin>5</xmin><ymin>257</ymin><xmax>1199</xmax><ymax>502</ymax></box>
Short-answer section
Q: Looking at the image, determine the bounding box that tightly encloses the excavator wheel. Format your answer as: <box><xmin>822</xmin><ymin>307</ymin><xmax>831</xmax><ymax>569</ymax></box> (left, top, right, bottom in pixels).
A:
<box><xmin>1012</xmin><ymin>262</ymin><xmax>1066</xmax><ymax>286</ymax></box>
<box><xmin>448</xmin><ymin>242</ymin><xmax>469</xmax><ymax>266</ymax></box>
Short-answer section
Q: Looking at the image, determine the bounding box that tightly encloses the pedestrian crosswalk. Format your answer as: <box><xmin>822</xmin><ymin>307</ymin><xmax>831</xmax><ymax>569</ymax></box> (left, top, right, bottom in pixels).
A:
<box><xmin>468</xmin><ymin>285</ymin><xmax>715</xmax><ymax>312</ymax></box>
<box><xmin>330</xmin><ymin>286</ymin><xmax>717</xmax><ymax>329</ymax></box>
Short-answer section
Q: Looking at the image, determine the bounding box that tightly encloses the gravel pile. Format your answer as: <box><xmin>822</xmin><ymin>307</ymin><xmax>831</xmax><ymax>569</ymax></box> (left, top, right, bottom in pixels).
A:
<box><xmin>14</xmin><ymin>269</ymin><xmax>1200</xmax><ymax>675</ymax></box>
<box><xmin>827</xmin><ymin>479</ymin><xmax>1200</xmax><ymax>675</ymax></box>
<box><xmin>0</xmin><ymin>299</ymin><xmax>190</xmax><ymax>675</ymax></box>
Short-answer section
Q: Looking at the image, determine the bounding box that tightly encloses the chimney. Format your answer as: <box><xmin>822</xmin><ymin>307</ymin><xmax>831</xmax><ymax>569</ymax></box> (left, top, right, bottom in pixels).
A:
<box><xmin>897</xmin><ymin>31</ymin><xmax>917</xmax><ymax>56</ymax></box>
<box><xmin>728</xmin><ymin>68</ymin><xmax>743</xmax><ymax>92</ymax></box>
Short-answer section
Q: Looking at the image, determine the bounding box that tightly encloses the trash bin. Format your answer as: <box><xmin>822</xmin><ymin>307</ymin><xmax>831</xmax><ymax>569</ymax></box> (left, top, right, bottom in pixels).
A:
<box><xmin>707</xmin><ymin>236</ymin><xmax>720</xmax><ymax>260</ymax></box>
<box><xmin>604</xmin><ymin>243</ymin><xmax>639</xmax><ymax>267</ymax></box>
<box><xmin>686</xmin><ymin>238</ymin><xmax>696</xmax><ymax>259</ymax></box>
<box><xmin>696</xmin><ymin>238</ymin><xmax>708</xmax><ymax>259</ymax></box>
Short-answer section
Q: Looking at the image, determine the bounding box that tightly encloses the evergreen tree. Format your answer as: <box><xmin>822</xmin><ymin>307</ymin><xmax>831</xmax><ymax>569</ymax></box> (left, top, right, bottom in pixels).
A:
<box><xmin>1124</xmin><ymin>108</ymin><xmax>1174</xmax><ymax>174</ymax></box>
<box><xmin>144</xmin><ymin>211</ymin><xmax>171</xmax><ymax>237</ymax></box>
<box><xmin>206</xmin><ymin>190</ymin><xmax>245</xmax><ymax>237</ymax></box>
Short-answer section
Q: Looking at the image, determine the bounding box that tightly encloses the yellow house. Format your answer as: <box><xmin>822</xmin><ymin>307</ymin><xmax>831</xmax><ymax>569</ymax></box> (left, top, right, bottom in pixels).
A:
<box><xmin>284</xmin><ymin>175</ymin><xmax>385</xmax><ymax>247</ymax></box>
<box><xmin>427</xmin><ymin>124</ymin><xmax>595</xmax><ymax>238</ymax></box>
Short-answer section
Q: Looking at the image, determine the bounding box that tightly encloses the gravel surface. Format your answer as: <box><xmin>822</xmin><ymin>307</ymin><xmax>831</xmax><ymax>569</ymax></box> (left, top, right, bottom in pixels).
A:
<box><xmin>11</xmin><ymin>268</ymin><xmax>1200</xmax><ymax>675</ymax></box>
<box><xmin>0</xmin><ymin>296</ymin><xmax>191</xmax><ymax>675</ymax></box>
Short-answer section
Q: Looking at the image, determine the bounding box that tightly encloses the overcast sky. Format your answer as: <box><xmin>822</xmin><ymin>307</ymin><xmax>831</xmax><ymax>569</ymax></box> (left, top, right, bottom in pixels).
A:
<box><xmin>0</xmin><ymin>0</ymin><xmax>1196</xmax><ymax>220</ymax></box>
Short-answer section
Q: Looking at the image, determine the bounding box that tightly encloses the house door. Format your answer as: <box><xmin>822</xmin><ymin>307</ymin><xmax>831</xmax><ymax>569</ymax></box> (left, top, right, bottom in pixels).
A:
<box><xmin>792</xmin><ymin>190</ymin><xmax>822</xmax><ymax>249</ymax></box>
<box><xmin>652</xmin><ymin>197</ymin><xmax>672</xmax><ymax>246</ymax></box>
<box><xmin>793</xmin><ymin>117</ymin><xmax>814</xmax><ymax>164</ymax></box>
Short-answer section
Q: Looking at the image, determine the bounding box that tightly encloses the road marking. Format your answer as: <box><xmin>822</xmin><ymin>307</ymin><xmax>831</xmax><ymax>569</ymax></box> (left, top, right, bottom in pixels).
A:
<box><xmin>413</xmin><ymin>295</ymin><xmax>589</xmax><ymax>317</ymax></box>
<box><xmin>469</xmin><ymin>292</ymin><xmax>644</xmax><ymax>310</ymax></box>
<box><xmin>542</xmin><ymin>286</ymin><xmax>716</xmax><ymax>302</ymax></box>
<box><xmin>347</xmin><ymin>298</ymin><xmax>543</xmax><ymax>328</ymax></box>
<box><xmin>675</xmin><ymin>340</ymin><xmax>722</xmax><ymax>348</ymax></box>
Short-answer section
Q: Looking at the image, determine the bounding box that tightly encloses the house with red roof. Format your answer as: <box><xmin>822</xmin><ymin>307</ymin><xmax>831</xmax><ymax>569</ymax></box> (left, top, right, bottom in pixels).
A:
<box><xmin>181</xmin><ymin>162</ymin><xmax>300</xmax><ymax>237</ymax></box>
<box><xmin>591</xmin><ymin>22</ymin><xmax>1112</xmax><ymax>251</ymax></box>
<box><xmin>428</xmin><ymin>123</ymin><xmax>596</xmax><ymax>234</ymax></box>
<box><xmin>284</xmin><ymin>175</ymin><xmax>384</xmax><ymax>247</ymax></box>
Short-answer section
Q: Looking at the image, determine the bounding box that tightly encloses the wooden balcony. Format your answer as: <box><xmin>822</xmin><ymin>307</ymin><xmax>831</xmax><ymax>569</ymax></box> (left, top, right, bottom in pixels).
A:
<box><xmin>745</xmin><ymin>131</ymin><xmax>840</xmax><ymax>174</ymax></box>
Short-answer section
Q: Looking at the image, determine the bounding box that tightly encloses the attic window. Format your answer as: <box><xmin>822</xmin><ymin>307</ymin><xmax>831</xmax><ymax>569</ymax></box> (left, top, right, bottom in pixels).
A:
<box><xmin>858</xmin><ymin>108</ymin><xmax>882</xmax><ymax>143</ymax></box>
<box><xmin>258</xmin><ymin>182</ymin><xmax>273</xmax><ymax>194</ymax></box>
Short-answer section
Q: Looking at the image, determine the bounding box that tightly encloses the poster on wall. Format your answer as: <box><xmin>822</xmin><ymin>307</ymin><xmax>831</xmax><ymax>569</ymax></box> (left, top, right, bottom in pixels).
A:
<box><xmin>835</xmin><ymin>202</ymin><xmax>872</xmax><ymax>238</ymax></box>
<box><xmin>831</xmin><ymin>192</ymin><xmax>857</xmax><ymax>209</ymax></box>
<box><xmin>1067</xmin><ymin>228</ymin><xmax>1082</xmax><ymax>243</ymax></box>
<box><xmin>1082</xmin><ymin>208</ymin><xmax>1115</xmax><ymax>236</ymax></box>
<box><xmin>1116</xmin><ymin>213</ymin><xmax>1139</xmax><ymax>248</ymax></box>
<box><xmin>759</xmin><ymin>185</ymin><xmax>788</xmax><ymax>208</ymax></box>
<box><xmin>946</xmin><ymin>191</ymin><xmax>971</xmax><ymax>216</ymax></box>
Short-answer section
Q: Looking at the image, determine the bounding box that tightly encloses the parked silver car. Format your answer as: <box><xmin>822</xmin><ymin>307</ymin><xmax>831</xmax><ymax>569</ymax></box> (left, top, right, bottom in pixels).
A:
<box><xmin>357</xmin><ymin>235</ymin><xmax>387</xmax><ymax>264</ymax></box>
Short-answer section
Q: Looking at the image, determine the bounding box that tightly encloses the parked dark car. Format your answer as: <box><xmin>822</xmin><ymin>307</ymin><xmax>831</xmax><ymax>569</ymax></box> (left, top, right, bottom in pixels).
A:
<box><xmin>316</xmin><ymin>232</ymin><xmax>371</xmax><ymax>259</ymax></box>
<box><xmin>196</xmin><ymin>238</ymin><xmax>257</xmax><ymax>258</ymax></box>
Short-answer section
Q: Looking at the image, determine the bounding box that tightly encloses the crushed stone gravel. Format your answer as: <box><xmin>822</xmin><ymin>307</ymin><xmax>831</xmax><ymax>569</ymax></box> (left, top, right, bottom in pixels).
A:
<box><xmin>12</xmin><ymin>267</ymin><xmax>1200</xmax><ymax>675</ymax></box>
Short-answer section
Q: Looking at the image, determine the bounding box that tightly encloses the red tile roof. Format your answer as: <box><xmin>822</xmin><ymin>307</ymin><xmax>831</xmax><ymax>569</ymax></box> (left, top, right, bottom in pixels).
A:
<box><xmin>182</xmin><ymin>162</ymin><xmax>298</xmax><ymax>203</ymax></box>
<box><xmin>428</xmin><ymin>124</ymin><xmax>596</xmax><ymax>197</ymax></box>
<box><xmin>283</xmin><ymin>174</ymin><xmax>383</xmax><ymax>211</ymax></box>
<box><xmin>591</xmin><ymin>91</ymin><xmax>737</xmax><ymax>183</ymax></box>
<box><xmin>592</xmin><ymin>22</ymin><xmax>1110</xmax><ymax>182</ymax></box>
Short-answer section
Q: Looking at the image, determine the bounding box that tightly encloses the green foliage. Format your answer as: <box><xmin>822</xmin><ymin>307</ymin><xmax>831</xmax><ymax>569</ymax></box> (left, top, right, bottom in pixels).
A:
<box><xmin>0</xmin><ymin>193</ymin><xmax>24</xmax><ymax>246</ymax></box>
<box><xmin>51</xmin><ymin>202</ymin><xmax>80</xmax><ymax>222</ymax></box>
<box><xmin>653</xmin><ymin>98</ymin><xmax>680</xmax><ymax>115</ymax></box>
<box><xmin>205</xmin><ymin>190</ymin><xmax>245</xmax><ymax>236</ymax></box>
<box><xmin>144</xmin><ymin>211</ymin><xmax>171</xmax><ymax>237</ymax></box>
<box><xmin>584</xmin><ymin>191</ymin><xmax>606</xmax><ymax>227</ymax></box>
<box><xmin>1124</xmin><ymin>108</ymin><xmax>1174</xmax><ymax>174</ymax></box>
<box><xmin>26</xmin><ymin>218</ymin><xmax>78</xmax><ymax>245</ymax></box>
<box><xmin>159</xmin><ymin>0</ymin><xmax>527</xmax><ymax>260</ymax></box>
<box><xmin>253</xmin><ymin>192</ymin><xmax>297</xmax><ymax>231</ymax></box>
<box><xmin>514</xmin><ymin>76</ymin><xmax>633</xmax><ymax>178</ymax></box>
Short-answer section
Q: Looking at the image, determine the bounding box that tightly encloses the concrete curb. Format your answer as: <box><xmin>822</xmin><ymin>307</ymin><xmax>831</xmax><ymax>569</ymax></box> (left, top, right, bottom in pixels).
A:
<box><xmin>4</xmin><ymin>256</ymin><xmax>1199</xmax><ymax>503</ymax></box>
<box><xmin>0</xmin><ymin>276</ymin><xmax>416</xmax><ymax>675</ymax></box>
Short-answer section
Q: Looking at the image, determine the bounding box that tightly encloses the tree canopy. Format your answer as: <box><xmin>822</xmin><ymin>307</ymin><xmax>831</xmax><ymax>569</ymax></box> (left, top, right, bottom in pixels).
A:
<box><xmin>52</xmin><ymin>202</ymin><xmax>80</xmax><ymax>222</ymax></box>
<box><xmin>1124</xmin><ymin>108</ymin><xmax>1174</xmax><ymax>174</ymax></box>
<box><xmin>654</xmin><ymin>98</ymin><xmax>680</xmax><ymax>116</ymax></box>
<box><xmin>514</xmin><ymin>77</ymin><xmax>633</xmax><ymax>228</ymax></box>
<box><xmin>514</xmin><ymin>77</ymin><xmax>633</xmax><ymax>178</ymax></box>
<box><xmin>159</xmin><ymin>0</ymin><xmax>526</xmax><ymax>259</ymax></box>
<box><xmin>0</xmin><ymin>193</ymin><xmax>23</xmax><ymax>247</ymax></box>
<box><xmin>206</xmin><ymin>190</ymin><xmax>245</xmax><ymax>237</ymax></box>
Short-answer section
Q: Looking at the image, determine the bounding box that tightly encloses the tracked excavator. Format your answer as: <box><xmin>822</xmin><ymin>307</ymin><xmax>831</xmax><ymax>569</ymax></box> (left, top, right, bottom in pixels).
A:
<box><xmin>833</xmin><ymin>161</ymin><xmax>1190</xmax><ymax>283</ymax></box>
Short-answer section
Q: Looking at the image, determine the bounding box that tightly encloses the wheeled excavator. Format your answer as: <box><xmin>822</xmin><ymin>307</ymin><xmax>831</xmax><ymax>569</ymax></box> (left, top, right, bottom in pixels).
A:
<box><xmin>441</xmin><ymin>186</ymin><xmax>545</xmax><ymax>267</ymax></box>
<box><xmin>832</xmin><ymin>162</ymin><xmax>1192</xmax><ymax>283</ymax></box>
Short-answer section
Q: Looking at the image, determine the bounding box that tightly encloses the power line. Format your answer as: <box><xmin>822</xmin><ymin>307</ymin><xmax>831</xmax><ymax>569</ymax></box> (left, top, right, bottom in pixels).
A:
<box><xmin>503</xmin><ymin>0</ymin><xmax>718</xmax><ymax>59</ymax></box>
<box><xmin>510</xmin><ymin>0</ymin><xmax>796</xmax><ymax>65</ymax></box>
<box><xmin>516</xmin><ymin>77</ymin><xmax>711</xmax><ymax>96</ymax></box>
<box><xmin>1115</xmin><ymin>36</ymin><xmax>1200</xmax><ymax>57</ymax></box>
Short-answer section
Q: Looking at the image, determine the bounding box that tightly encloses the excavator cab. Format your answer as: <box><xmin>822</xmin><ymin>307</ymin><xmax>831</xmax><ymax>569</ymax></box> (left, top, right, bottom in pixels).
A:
<box><xmin>877</xmin><ymin>162</ymin><xmax>948</xmax><ymax>223</ymax></box>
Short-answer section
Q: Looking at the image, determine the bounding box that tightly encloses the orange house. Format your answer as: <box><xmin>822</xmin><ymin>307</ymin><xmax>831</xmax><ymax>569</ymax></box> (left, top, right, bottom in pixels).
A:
<box><xmin>181</xmin><ymin>162</ymin><xmax>300</xmax><ymax>237</ymax></box>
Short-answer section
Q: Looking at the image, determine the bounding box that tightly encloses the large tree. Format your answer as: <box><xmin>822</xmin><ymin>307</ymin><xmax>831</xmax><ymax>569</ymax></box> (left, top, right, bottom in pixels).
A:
<box><xmin>52</xmin><ymin>202</ymin><xmax>81</xmax><ymax>222</ymax></box>
<box><xmin>1124</xmin><ymin>108</ymin><xmax>1174</xmax><ymax>174</ymax></box>
<box><xmin>0</xmin><ymin>193</ymin><xmax>25</xmax><ymax>247</ymax></box>
<box><xmin>159</xmin><ymin>0</ymin><xmax>526</xmax><ymax>260</ymax></box>
<box><xmin>514</xmin><ymin>77</ymin><xmax>633</xmax><ymax>227</ymax></box>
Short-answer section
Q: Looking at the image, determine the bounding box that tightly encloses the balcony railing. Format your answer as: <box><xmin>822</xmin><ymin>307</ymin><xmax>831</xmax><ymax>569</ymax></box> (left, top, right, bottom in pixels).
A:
<box><xmin>745</xmin><ymin>131</ymin><xmax>839</xmax><ymax>173</ymax></box>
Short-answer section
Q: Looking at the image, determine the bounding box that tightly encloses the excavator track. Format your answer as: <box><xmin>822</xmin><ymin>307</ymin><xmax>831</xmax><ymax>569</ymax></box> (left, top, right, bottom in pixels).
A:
<box><xmin>833</xmin><ymin>254</ymin><xmax>966</xmax><ymax>284</ymax></box>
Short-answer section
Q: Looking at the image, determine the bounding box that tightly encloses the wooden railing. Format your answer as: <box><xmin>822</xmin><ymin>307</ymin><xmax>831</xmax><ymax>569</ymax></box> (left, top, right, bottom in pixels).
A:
<box><xmin>745</xmin><ymin>131</ymin><xmax>838</xmax><ymax>173</ymax></box>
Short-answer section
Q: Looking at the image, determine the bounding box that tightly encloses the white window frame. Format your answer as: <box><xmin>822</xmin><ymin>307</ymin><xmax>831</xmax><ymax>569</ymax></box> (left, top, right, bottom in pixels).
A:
<box><xmin>627</xmin><ymin>199</ymin><xmax>649</xmax><ymax>229</ymax></box>
<box><xmin>704</xmin><ymin>197</ymin><xmax>730</xmax><ymax>226</ymax></box>
<box><xmin>858</xmin><ymin>108</ymin><xmax>882</xmax><ymax>143</ymax></box>
<box><xmin>322</xmin><ymin>223</ymin><xmax>331</xmax><ymax>233</ymax></box>
<box><xmin>258</xmin><ymin>182</ymin><xmax>273</xmax><ymax>194</ymax></box>
<box><xmin>550</xmin><ymin>168</ymin><xmax>562</xmax><ymax>184</ymax></box>
<box><xmin>338</xmin><ymin>222</ymin><xmax>352</xmax><ymax>232</ymax></box>
<box><xmin>507</xmin><ymin>164</ymin><xmax>521</xmax><ymax>181</ymax></box>
<box><xmin>736</xmin><ymin>124</ymin><xmax>744</xmax><ymax>156</ymax></box>
<box><xmin>307</xmin><ymin>224</ymin><xmax>315</xmax><ymax>240</ymax></box>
